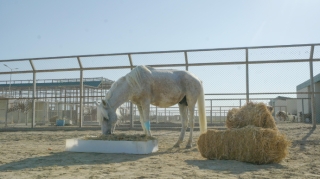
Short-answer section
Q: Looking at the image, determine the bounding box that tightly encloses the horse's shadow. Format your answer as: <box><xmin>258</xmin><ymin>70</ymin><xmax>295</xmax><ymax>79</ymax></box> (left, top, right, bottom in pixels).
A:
<box><xmin>0</xmin><ymin>146</ymin><xmax>196</xmax><ymax>172</ymax></box>
<box><xmin>0</xmin><ymin>150</ymin><xmax>165</xmax><ymax>172</ymax></box>
<box><xmin>185</xmin><ymin>159</ymin><xmax>286</xmax><ymax>175</ymax></box>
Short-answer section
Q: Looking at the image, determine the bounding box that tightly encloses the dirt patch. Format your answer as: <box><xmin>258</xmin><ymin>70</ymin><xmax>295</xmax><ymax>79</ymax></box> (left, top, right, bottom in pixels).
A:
<box><xmin>0</xmin><ymin>123</ymin><xmax>319</xmax><ymax>178</ymax></box>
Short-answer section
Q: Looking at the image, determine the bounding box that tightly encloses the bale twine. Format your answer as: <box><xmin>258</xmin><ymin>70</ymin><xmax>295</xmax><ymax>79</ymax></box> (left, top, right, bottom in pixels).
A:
<box><xmin>226</xmin><ymin>102</ymin><xmax>277</xmax><ymax>130</ymax></box>
<box><xmin>197</xmin><ymin>126</ymin><xmax>291</xmax><ymax>164</ymax></box>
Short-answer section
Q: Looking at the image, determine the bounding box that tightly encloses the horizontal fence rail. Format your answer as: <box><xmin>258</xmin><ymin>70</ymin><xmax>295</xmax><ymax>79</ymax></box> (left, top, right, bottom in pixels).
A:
<box><xmin>0</xmin><ymin>43</ymin><xmax>319</xmax><ymax>130</ymax></box>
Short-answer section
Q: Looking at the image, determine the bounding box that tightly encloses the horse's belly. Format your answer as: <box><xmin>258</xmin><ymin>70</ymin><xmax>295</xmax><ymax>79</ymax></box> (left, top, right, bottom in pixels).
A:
<box><xmin>150</xmin><ymin>76</ymin><xmax>185</xmax><ymax>107</ymax></box>
<box><xmin>151</xmin><ymin>92</ymin><xmax>183</xmax><ymax>108</ymax></box>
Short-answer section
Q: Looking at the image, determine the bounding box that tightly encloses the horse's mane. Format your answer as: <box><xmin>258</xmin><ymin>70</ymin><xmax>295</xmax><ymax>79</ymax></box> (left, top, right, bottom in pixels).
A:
<box><xmin>125</xmin><ymin>65</ymin><xmax>153</xmax><ymax>90</ymax></box>
<box><xmin>104</xmin><ymin>66</ymin><xmax>153</xmax><ymax>100</ymax></box>
<box><xmin>104</xmin><ymin>77</ymin><xmax>122</xmax><ymax>100</ymax></box>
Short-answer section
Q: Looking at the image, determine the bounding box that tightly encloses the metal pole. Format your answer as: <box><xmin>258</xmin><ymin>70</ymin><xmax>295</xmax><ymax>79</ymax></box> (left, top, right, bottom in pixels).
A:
<box><xmin>32</xmin><ymin>71</ymin><xmax>36</xmax><ymax>128</ymax></box>
<box><xmin>3</xmin><ymin>64</ymin><xmax>18</xmax><ymax>95</ymax></box>
<box><xmin>9</xmin><ymin>70</ymin><xmax>11</xmax><ymax>95</ymax></box>
<box><xmin>5</xmin><ymin>99</ymin><xmax>8</xmax><ymax>127</ymax></box>
<box><xmin>28</xmin><ymin>60</ymin><xmax>36</xmax><ymax>128</ymax></box>
<box><xmin>210</xmin><ymin>100</ymin><xmax>213</xmax><ymax>124</ymax></box>
<box><xmin>245</xmin><ymin>48</ymin><xmax>249</xmax><ymax>103</ymax></box>
<box><xmin>130</xmin><ymin>103</ymin><xmax>134</xmax><ymax>128</ymax></box>
<box><xmin>3</xmin><ymin>64</ymin><xmax>18</xmax><ymax>128</ymax></box>
<box><xmin>26</xmin><ymin>87</ymin><xmax>30</xmax><ymax>125</ymax></box>
<box><xmin>308</xmin><ymin>45</ymin><xmax>316</xmax><ymax>129</ymax></box>
<box><xmin>77</xmin><ymin>57</ymin><xmax>84</xmax><ymax>128</ymax></box>
<box><xmin>184</xmin><ymin>51</ymin><xmax>189</xmax><ymax>71</ymax></box>
<box><xmin>219</xmin><ymin>106</ymin><xmax>222</xmax><ymax>123</ymax></box>
<box><xmin>79</xmin><ymin>70</ymin><xmax>83</xmax><ymax>127</ymax></box>
<box><xmin>128</xmin><ymin>55</ymin><xmax>134</xmax><ymax>128</ymax></box>
<box><xmin>302</xmin><ymin>99</ymin><xmax>305</xmax><ymax>122</ymax></box>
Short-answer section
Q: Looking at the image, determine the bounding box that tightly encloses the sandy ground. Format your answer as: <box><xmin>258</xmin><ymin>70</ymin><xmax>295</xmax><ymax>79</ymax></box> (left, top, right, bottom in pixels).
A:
<box><xmin>0</xmin><ymin>123</ymin><xmax>319</xmax><ymax>179</ymax></box>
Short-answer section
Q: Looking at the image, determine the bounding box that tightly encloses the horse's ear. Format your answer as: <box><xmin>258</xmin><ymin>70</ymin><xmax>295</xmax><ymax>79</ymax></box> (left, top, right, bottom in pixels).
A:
<box><xmin>101</xmin><ymin>99</ymin><xmax>108</xmax><ymax>107</ymax></box>
<box><xmin>95</xmin><ymin>101</ymin><xmax>99</xmax><ymax>106</ymax></box>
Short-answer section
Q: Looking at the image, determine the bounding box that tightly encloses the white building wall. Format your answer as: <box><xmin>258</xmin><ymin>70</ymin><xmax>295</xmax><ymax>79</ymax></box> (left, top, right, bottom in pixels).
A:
<box><xmin>0</xmin><ymin>99</ymin><xmax>8</xmax><ymax>121</ymax></box>
<box><xmin>297</xmin><ymin>87</ymin><xmax>310</xmax><ymax>114</ymax></box>
<box><xmin>286</xmin><ymin>99</ymin><xmax>298</xmax><ymax>115</ymax></box>
<box><xmin>274</xmin><ymin>99</ymin><xmax>298</xmax><ymax>115</ymax></box>
<box><xmin>274</xmin><ymin>100</ymin><xmax>287</xmax><ymax>114</ymax></box>
<box><xmin>315</xmin><ymin>82</ymin><xmax>320</xmax><ymax>122</ymax></box>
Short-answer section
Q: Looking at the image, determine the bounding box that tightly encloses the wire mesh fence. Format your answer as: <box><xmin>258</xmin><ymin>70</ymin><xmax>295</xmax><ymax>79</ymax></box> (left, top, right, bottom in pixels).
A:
<box><xmin>0</xmin><ymin>43</ymin><xmax>319</xmax><ymax>130</ymax></box>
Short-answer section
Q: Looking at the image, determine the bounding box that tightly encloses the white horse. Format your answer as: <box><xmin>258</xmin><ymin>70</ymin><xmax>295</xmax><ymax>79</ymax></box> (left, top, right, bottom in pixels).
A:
<box><xmin>96</xmin><ymin>65</ymin><xmax>207</xmax><ymax>148</ymax></box>
<box><xmin>276</xmin><ymin>111</ymin><xmax>288</xmax><ymax>121</ymax></box>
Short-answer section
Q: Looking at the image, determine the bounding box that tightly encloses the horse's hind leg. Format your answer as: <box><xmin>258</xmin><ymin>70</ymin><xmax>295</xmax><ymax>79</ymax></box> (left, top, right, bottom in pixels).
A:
<box><xmin>174</xmin><ymin>103</ymin><xmax>188</xmax><ymax>148</ymax></box>
<box><xmin>186</xmin><ymin>106</ymin><xmax>195</xmax><ymax>148</ymax></box>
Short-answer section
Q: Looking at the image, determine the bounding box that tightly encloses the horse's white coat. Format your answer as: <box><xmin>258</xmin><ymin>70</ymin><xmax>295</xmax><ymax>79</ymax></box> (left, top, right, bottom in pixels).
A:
<box><xmin>276</xmin><ymin>111</ymin><xmax>289</xmax><ymax>121</ymax></box>
<box><xmin>96</xmin><ymin>65</ymin><xmax>207</xmax><ymax>148</ymax></box>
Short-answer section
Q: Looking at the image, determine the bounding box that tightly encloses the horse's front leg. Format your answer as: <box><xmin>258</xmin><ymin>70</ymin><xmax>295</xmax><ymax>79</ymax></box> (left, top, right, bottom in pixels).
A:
<box><xmin>137</xmin><ymin>105</ymin><xmax>147</xmax><ymax>135</ymax></box>
<box><xmin>141</xmin><ymin>102</ymin><xmax>152</xmax><ymax>137</ymax></box>
<box><xmin>174</xmin><ymin>103</ymin><xmax>188</xmax><ymax>148</ymax></box>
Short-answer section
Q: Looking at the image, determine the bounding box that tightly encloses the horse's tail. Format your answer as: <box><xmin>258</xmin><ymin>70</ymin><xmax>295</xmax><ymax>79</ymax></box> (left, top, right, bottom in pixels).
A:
<box><xmin>197</xmin><ymin>82</ymin><xmax>207</xmax><ymax>134</ymax></box>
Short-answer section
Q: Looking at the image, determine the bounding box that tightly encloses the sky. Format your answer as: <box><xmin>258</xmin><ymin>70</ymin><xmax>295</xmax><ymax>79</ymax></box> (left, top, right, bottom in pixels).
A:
<box><xmin>1</xmin><ymin>0</ymin><xmax>320</xmax><ymax>59</ymax></box>
<box><xmin>1</xmin><ymin>0</ymin><xmax>320</xmax><ymax>106</ymax></box>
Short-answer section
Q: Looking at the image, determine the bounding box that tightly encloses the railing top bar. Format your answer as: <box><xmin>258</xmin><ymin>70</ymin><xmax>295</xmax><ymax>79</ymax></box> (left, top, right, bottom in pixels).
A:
<box><xmin>206</xmin><ymin>92</ymin><xmax>320</xmax><ymax>95</ymax></box>
<box><xmin>1</xmin><ymin>43</ymin><xmax>320</xmax><ymax>62</ymax></box>
<box><xmin>1</xmin><ymin>57</ymin><xmax>320</xmax><ymax>75</ymax></box>
<box><xmin>0</xmin><ymin>77</ymin><xmax>110</xmax><ymax>83</ymax></box>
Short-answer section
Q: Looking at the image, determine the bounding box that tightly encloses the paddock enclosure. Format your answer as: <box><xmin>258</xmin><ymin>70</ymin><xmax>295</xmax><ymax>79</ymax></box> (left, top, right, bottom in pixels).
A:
<box><xmin>1</xmin><ymin>43</ymin><xmax>320</xmax><ymax>129</ymax></box>
<box><xmin>0</xmin><ymin>44</ymin><xmax>320</xmax><ymax>178</ymax></box>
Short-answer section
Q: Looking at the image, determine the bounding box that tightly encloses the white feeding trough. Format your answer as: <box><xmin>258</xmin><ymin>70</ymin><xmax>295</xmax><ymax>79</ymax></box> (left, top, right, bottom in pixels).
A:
<box><xmin>65</xmin><ymin>135</ymin><xmax>158</xmax><ymax>154</ymax></box>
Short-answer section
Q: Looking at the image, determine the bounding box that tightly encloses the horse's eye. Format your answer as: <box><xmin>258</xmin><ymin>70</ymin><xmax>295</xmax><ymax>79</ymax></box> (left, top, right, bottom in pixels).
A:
<box><xmin>103</xmin><ymin>117</ymin><xmax>109</xmax><ymax>121</ymax></box>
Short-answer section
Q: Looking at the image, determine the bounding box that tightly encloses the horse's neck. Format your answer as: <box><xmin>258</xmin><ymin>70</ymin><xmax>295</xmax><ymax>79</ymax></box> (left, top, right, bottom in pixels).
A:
<box><xmin>107</xmin><ymin>82</ymin><xmax>131</xmax><ymax>109</ymax></box>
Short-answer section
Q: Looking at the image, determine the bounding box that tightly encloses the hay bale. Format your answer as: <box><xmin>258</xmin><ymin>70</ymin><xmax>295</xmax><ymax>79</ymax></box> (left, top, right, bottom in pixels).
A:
<box><xmin>226</xmin><ymin>102</ymin><xmax>277</xmax><ymax>130</ymax></box>
<box><xmin>197</xmin><ymin>126</ymin><xmax>291</xmax><ymax>164</ymax></box>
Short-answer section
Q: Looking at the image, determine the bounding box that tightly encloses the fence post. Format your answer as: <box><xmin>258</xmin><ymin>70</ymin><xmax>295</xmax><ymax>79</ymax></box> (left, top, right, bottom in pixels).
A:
<box><xmin>5</xmin><ymin>98</ymin><xmax>8</xmax><ymax>127</ymax></box>
<box><xmin>308</xmin><ymin>45</ymin><xmax>316</xmax><ymax>129</ymax></box>
<box><xmin>130</xmin><ymin>102</ymin><xmax>134</xmax><ymax>128</ymax></box>
<box><xmin>210</xmin><ymin>100</ymin><xmax>213</xmax><ymax>124</ymax></box>
<box><xmin>219</xmin><ymin>106</ymin><xmax>222</xmax><ymax>124</ymax></box>
<box><xmin>127</xmin><ymin>55</ymin><xmax>134</xmax><ymax>128</ymax></box>
<box><xmin>77</xmin><ymin>57</ymin><xmax>84</xmax><ymax>128</ymax></box>
<box><xmin>245</xmin><ymin>48</ymin><xmax>249</xmax><ymax>103</ymax></box>
<box><xmin>30</xmin><ymin>61</ymin><xmax>37</xmax><ymax>128</ymax></box>
<box><xmin>184</xmin><ymin>51</ymin><xmax>189</xmax><ymax>71</ymax></box>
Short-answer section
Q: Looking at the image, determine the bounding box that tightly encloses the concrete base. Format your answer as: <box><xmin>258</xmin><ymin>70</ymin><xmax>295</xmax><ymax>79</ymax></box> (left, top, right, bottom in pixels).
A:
<box><xmin>66</xmin><ymin>138</ymin><xmax>158</xmax><ymax>154</ymax></box>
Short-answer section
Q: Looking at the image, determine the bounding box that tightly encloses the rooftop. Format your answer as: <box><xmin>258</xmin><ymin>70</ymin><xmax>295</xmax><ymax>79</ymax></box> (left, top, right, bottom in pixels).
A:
<box><xmin>0</xmin><ymin>77</ymin><xmax>114</xmax><ymax>89</ymax></box>
<box><xmin>296</xmin><ymin>73</ymin><xmax>320</xmax><ymax>91</ymax></box>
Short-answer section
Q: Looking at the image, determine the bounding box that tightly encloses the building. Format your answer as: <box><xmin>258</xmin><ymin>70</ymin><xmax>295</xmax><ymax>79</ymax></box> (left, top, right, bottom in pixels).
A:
<box><xmin>296</xmin><ymin>73</ymin><xmax>320</xmax><ymax>122</ymax></box>
<box><xmin>269</xmin><ymin>96</ymin><xmax>298</xmax><ymax>115</ymax></box>
<box><xmin>0</xmin><ymin>77</ymin><xmax>114</xmax><ymax>126</ymax></box>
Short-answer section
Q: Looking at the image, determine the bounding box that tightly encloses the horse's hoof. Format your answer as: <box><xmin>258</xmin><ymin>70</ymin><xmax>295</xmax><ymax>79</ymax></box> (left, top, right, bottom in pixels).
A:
<box><xmin>185</xmin><ymin>145</ymin><xmax>192</xmax><ymax>149</ymax></box>
<box><xmin>173</xmin><ymin>144</ymin><xmax>180</xmax><ymax>148</ymax></box>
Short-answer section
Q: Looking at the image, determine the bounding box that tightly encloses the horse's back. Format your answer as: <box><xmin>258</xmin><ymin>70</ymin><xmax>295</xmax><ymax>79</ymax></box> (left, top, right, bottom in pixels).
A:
<box><xmin>149</xmin><ymin>67</ymin><xmax>201</xmax><ymax>85</ymax></box>
<box><xmin>147</xmin><ymin>67</ymin><xmax>202</xmax><ymax>107</ymax></box>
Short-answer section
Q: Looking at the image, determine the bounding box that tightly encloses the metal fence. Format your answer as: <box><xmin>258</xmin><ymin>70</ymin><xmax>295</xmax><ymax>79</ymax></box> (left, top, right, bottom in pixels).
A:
<box><xmin>0</xmin><ymin>43</ymin><xmax>319</xmax><ymax>129</ymax></box>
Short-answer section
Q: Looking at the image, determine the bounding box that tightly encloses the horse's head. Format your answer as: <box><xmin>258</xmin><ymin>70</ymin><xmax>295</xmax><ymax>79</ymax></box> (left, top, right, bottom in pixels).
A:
<box><xmin>266</xmin><ymin>105</ymin><xmax>274</xmax><ymax>113</ymax></box>
<box><xmin>95</xmin><ymin>99</ymin><xmax>118</xmax><ymax>135</ymax></box>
